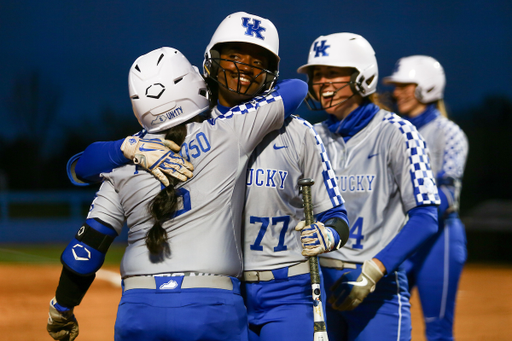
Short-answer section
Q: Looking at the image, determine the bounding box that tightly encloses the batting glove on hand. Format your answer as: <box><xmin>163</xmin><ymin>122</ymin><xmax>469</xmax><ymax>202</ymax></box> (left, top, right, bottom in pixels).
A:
<box><xmin>295</xmin><ymin>221</ymin><xmax>335</xmax><ymax>256</ymax></box>
<box><xmin>328</xmin><ymin>259</ymin><xmax>384</xmax><ymax>311</ymax></box>
<box><xmin>47</xmin><ymin>297</ymin><xmax>79</xmax><ymax>341</ymax></box>
<box><xmin>121</xmin><ymin>136</ymin><xmax>193</xmax><ymax>186</ymax></box>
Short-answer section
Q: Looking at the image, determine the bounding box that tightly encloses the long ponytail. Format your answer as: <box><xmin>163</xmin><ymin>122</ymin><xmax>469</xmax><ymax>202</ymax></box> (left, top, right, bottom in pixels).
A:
<box><xmin>146</xmin><ymin>124</ymin><xmax>188</xmax><ymax>254</ymax></box>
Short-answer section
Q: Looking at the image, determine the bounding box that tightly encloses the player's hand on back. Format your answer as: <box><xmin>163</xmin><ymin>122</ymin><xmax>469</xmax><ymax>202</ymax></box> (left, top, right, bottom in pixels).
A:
<box><xmin>47</xmin><ymin>298</ymin><xmax>79</xmax><ymax>341</ymax></box>
<box><xmin>121</xmin><ymin>136</ymin><xmax>193</xmax><ymax>186</ymax></box>
<box><xmin>328</xmin><ymin>259</ymin><xmax>384</xmax><ymax>311</ymax></box>
<box><xmin>295</xmin><ymin>221</ymin><xmax>336</xmax><ymax>256</ymax></box>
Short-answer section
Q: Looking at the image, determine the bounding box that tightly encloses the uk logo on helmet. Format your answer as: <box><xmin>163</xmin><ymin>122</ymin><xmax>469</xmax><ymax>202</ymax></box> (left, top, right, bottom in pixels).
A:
<box><xmin>241</xmin><ymin>17</ymin><xmax>266</xmax><ymax>40</ymax></box>
<box><xmin>313</xmin><ymin>40</ymin><xmax>330</xmax><ymax>58</ymax></box>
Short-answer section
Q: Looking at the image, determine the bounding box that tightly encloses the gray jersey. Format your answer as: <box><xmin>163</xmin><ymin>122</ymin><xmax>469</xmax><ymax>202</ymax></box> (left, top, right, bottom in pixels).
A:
<box><xmin>87</xmin><ymin>91</ymin><xmax>285</xmax><ymax>279</ymax></box>
<box><xmin>315</xmin><ymin>109</ymin><xmax>440</xmax><ymax>263</ymax></box>
<box><xmin>416</xmin><ymin>115</ymin><xmax>468</xmax><ymax>210</ymax></box>
<box><xmin>243</xmin><ymin>116</ymin><xmax>344</xmax><ymax>271</ymax></box>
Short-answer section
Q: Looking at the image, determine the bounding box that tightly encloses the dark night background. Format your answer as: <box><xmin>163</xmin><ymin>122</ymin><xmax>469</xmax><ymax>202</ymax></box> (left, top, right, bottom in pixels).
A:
<box><xmin>1</xmin><ymin>0</ymin><xmax>511</xmax><ymax>244</ymax></box>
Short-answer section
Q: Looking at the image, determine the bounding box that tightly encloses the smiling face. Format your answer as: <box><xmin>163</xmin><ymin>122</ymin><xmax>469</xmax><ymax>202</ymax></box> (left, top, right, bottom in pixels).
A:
<box><xmin>310</xmin><ymin>66</ymin><xmax>362</xmax><ymax>120</ymax></box>
<box><xmin>216</xmin><ymin>42</ymin><xmax>270</xmax><ymax>107</ymax></box>
<box><xmin>392</xmin><ymin>83</ymin><xmax>426</xmax><ymax>117</ymax></box>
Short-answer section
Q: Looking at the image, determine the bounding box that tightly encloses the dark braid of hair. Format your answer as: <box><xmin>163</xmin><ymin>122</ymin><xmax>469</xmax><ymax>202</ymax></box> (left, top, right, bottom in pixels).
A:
<box><xmin>146</xmin><ymin>124</ymin><xmax>188</xmax><ymax>254</ymax></box>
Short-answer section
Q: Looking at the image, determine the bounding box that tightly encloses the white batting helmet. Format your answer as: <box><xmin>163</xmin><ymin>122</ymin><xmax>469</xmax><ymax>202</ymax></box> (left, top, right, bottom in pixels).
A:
<box><xmin>129</xmin><ymin>47</ymin><xmax>210</xmax><ymax>133</ymax></box>
<box><xmin>297</xmin><ymin>32</ymin><xmax>378</xmax><ymax>97</ymax></box>
<box><xmin>383</xmin><ymin>55</ymin><xmax>445</xmax><ymax>103</ymax></box>
<box><xmin>203</xmin><ymin>11</ymin><xmax>280</xmax><ymax>91</ymax></box>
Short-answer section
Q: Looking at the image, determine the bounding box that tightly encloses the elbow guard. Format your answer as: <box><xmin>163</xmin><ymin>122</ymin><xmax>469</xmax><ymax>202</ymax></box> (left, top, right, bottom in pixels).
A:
<box><xmin>61</xmin><ymin>218</ymin><xmax>118</xmax><ymax>276</ymax></box>
<box><xmin>325</xmin><ymin>217</ymin><xmax>350</xmax><ymax>249</ymax></box>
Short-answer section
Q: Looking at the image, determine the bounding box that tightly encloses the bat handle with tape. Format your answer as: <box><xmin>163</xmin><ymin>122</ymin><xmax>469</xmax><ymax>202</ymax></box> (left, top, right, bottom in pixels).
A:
<box><xmin>298</xmin><ymin>178</ymin><xmax>329</xmax><ymax>341</ymax></box>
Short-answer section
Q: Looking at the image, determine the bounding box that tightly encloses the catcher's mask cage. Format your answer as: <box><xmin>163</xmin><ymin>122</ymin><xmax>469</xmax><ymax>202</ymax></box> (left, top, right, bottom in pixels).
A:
<box><xmin>298</xmin><ymin>32</ymin><xmax>378</xmax><ymax>111</ymax></box>
<box><xmin>203</xmin><ymin>11</ymin><xmax>280</xmax><ymax>98</ymax></box>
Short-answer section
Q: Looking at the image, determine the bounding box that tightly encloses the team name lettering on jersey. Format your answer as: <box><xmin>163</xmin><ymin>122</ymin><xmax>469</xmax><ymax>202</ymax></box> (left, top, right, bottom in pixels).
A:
<box><xmin>247</xmin><ymin>168</ymin><xmax>288</xmax><ymax>189</ymax></box>
<box><xmin>337</xmin><ymin>174</ymin><xmax>376</xmax><ymax>192</ymax></box>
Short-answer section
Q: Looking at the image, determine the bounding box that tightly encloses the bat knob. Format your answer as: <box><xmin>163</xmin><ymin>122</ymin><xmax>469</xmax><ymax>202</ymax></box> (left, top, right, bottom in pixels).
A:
<box><xmin>298</xmin><ymin>178</ymin><xmax>314</xmax><ymax>187</ymax></box>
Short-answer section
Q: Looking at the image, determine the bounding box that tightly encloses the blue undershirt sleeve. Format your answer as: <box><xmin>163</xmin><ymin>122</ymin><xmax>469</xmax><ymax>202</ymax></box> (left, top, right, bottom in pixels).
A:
<box><xmin>316</xmin><ymin>204</ymin><xmax>349</xmax><ymax>226</ymax></box>
<box><xmin>375</xmin><ymin>205</ymin><xmax>438</xmax><ymax>273</ymax></box>
<box><xmin>273</xmin><ymin>79</ymin><xmax>308</xmax><ymax>119</ymax></box>
<box><xmin>74</xmin><ymin>138</ymin><xmax>128</xmax><ymax>183</ymax></box>
<box><xmin>316</xmin><ymin>204</ymin><xmax>349</xmax><ymax>248</ymax></box>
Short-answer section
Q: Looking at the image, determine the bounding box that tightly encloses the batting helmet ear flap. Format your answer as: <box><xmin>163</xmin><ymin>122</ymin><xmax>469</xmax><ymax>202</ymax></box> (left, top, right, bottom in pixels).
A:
<box><xmin>414</xmin><ymin>85</ymin><xmax>424</xmax><ymax>102</ymax></box>
<box><xmin>349</xmin><ymin>71</ymin><xmax>361</xmax><ymax>95</ymax></box>
<box><xmin>203</xmin><ymin>49</ymin><xmax>221</xmax><ymax>79</ymax></box>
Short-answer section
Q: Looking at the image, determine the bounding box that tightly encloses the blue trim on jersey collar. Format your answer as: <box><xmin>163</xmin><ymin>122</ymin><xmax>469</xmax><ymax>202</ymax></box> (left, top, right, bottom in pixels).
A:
<box><xmin>216</xmin><ymin>101</ymin><xmax>230</xmax><ymax>114</ymax></box>
<box><xmin>404</xmin><ymin>104</ymin><xmax>439</xmax><ymax>130</ymax></box>
<box><xmin>322</xmin><ymin>101</ymin><xmax>380</xmax><ymax>142</ymax></box>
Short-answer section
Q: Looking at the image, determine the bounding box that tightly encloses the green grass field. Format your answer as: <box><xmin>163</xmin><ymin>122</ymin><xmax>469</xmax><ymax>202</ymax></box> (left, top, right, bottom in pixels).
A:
<box><xmin>0</xmin><ymin>244</ymin><xmax>125</xmax><ymax>265</ymax></box>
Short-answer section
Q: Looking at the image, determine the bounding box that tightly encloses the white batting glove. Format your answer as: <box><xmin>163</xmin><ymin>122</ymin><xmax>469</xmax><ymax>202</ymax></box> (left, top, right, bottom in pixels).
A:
<box><xmin>121</xmin><ymin>136</ymin><xmax>193</xmax><ymax>186</ymax></box>
<box><xmin>328</xmin><ymin>259</ymin><xmax>384</xmax><ymax>311</ymax></box>
<box><xmin>295</xmin><ymin>221</ymin><xmax>335</xmax><ymax>256</ymax></box>
<box><xmin>47</xmin><ymin>297</ymin><xmax>79</xmax><ymax>341</ymax></box>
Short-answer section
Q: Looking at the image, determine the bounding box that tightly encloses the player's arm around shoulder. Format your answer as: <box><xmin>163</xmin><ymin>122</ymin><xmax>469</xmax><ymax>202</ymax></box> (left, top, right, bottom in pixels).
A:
<box><xmin>226</xmin><ymin>79</ymin><xmax>308</xmax><ymax>155</ymax></box>
<box><xmin>273</xmin><ymin>79</ymin><xmax>308</xmax><ymax>118</ymax></box>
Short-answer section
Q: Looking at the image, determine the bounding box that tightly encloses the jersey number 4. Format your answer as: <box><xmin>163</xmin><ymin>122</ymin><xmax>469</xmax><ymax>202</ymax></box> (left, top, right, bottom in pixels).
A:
<box><xmin>250</xmin><ymin>215</ymin><xmax>290</xmax><ymax>252</ymax></box>
<box><xmin>349</xmin><ymin>217</ymin><xmax>365</xmax><ymax>249</ymax></box>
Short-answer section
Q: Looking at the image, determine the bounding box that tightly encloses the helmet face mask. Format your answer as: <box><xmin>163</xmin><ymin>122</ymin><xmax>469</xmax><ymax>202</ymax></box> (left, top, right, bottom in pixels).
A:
<box><xmin>205</xmin><ymin>44</ymin><xmax>278</xmax><ymax>99</ymax></box>
<box><xmin>306</xmin><ymin>80</ymin><xmax>357</xmax><ymax>111</ymax></box>
<box><xmin>305</xmin><ymin>68</ymin><xmax>361</xmax><ymax>111</ymax></box>
<box><xmin>203</xmin><ymin>12</ymin><xmax>280</xmax><ymax>100</ymax></box>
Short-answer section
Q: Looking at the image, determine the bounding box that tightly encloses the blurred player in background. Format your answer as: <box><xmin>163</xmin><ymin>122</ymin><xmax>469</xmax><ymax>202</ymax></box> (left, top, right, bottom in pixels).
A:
<box><xmin>383</xmin><ymin>55</ymin><xmax>468</xmax><ymax>341</ymax></box>
<box><xmin>297</xmin><ymin>32</ymin><xmax>440</xmax><ymax>341</ymax></box>
<box><xmin>202</xmin><ymin>12</ymin><xmax>350</xmax><ymax>341</ymax></box>
<box><xmin>47</xmin><ymin>45</ymin><xmax>307</xmax><ymax>341</ymax></box>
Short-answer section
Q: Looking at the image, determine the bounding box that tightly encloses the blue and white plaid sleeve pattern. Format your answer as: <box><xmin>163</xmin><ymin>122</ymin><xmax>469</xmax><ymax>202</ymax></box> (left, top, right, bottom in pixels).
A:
<box><xmin>384</xmin><ymin>113</ymin><xmax>441</xmax><ymax>206</ymax></box>
<box><xmin>299</xmin><ymin>117</ymin><xmax>343</xmax><ymax>207</ymax></box>
<box><xmin>439</xmin><ymin>119</ymin><xmax>468</xmax><ymax>180</ymax></box>
<box><xmin>209</xmin><ymin>90</ymin><xmax>282</xmax><ymax>124</ymax></box>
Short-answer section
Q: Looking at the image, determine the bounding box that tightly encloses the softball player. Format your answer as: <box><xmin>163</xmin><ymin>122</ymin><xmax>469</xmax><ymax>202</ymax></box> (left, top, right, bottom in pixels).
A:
<box><xmin>297</xmin><ymin>33</ymin><xmax>441</xmax><ymax>341</ymax></box>
<box><xmin>47</xmin><ymin>46</ymin><xmax>308</xmax><ymax>341</ymax></box>
<box><xmin>202</xmin><ymin>12</ymin><xmax>350</xmax><ymax>341</ymax></box>
<box><xmin>63</xmin><ymin>12</ymin><xmax>350</xmax><ymax>341</ymax></box>
<box><xmin>383</xmin><ymin>55</ymin><xmax>468</xmax><ymax>341</ymax></box>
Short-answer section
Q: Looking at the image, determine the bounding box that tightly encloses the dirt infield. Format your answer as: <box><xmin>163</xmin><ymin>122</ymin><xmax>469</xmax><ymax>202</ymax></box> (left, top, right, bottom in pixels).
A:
<box><xmin>1</xmin><ymin>263</ymin><xmax>511</xmax><ymax>340</ymax></box>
